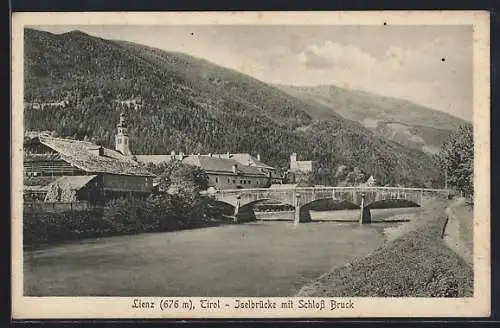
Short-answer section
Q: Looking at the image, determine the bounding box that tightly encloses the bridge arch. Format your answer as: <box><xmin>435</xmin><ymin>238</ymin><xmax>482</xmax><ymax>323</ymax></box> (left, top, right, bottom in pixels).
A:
<box><xmin>302</xmin><ymin>198</ymin><xmax>360</xmax><ymax>211</ymax></box>
<box><xmin>239</xmin><ymin>198</ymin><xmax>295</xmax><ymax>211</ymax></box>
<box><xmin>365</xmin><ymin>198</ymin><xmax>420</xmax><ymax>210</ymax></box>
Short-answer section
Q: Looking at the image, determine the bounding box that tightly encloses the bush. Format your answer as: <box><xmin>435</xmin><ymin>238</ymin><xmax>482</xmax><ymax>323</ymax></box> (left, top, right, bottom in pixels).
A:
<box><xmin>23</xmin><ymin>208</ymin><xmax>105</xmax><ymax>245</ymax></box>
<box><xmin>102</xmin><ymin>196</ymin><xmax>158</xmax><ymax>234</ymax></box>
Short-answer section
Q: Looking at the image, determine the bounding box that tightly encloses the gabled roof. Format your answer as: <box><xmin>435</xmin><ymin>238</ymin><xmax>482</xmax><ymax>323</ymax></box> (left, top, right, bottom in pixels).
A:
<box><xmin>135</xmin><ymin>155</ymin><xmax>176</xmax><ymax>165</ymax></box>
<box><xmin>33</xmin><ymin>136</ymin><xmax>155</xmax><ymax>177</ymax></box>
<box><xmin>219</xmin><ymin>153</ymin><xmax>275</xmax><ymax>170</ymax></box>
<box><xmin>48</xmin><ymin>175</ymin><xmax>98</xmax><ymax>190</ymax></box>
<box><xmin>183</xmin><ymin>155</ymin><xmax>268</xmax><ymax>177</ymax></box>
<box><xmin>24</xmin><ymin>185</ymin><xmax>50</xmax><ymax>192</ymax></box>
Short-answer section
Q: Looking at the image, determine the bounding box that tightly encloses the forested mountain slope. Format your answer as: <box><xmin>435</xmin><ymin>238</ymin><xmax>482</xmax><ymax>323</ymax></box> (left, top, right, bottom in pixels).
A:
<box><xmin>24</xmin><ymin>28</ymin><xmax>443</xmax><ymax>187</ymax></box>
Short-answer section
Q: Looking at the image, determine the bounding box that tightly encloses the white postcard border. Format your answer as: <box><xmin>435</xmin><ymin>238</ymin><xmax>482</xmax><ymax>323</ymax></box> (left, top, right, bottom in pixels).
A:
<box><xmin>11</xmin><ymin>11</ymin><xmax>491</xmax><ymax>319</ymax></box>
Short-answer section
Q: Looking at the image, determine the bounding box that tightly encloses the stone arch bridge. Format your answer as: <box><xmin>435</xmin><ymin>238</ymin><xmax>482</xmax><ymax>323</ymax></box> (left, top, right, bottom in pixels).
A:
<box><xmin>205</xmin><ymin>186</ymin><xmax>448</xmax><ymax>224</ymax></box>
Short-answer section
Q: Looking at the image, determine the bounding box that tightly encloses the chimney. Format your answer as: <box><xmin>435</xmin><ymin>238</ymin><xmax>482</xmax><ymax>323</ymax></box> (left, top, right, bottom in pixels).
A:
<box><xmin>171</xmin><ymin>150</ymin><xmax>176</xmax><ymax>156</ymax></box>
<box><xmin>226</xmin><ymin>151</ymin><xmax>230</xmax><ymax>159</ymax></box>
<box><xmin>257</xmin><ymin>153</ymin><xmax>261</xmax><ymax>161</ymax></box>
<box><xmin>178</xmin><ymin>151</ymin><xmax>184</xmax><ymax>160</ymax></box>
<box><xmin>208</xmin><ymin>153</ymin><xmax>212</xmax><ymax>157</ymax></box>
<box><xmin>232</xmin><ymin>164</ymin><xmax>238</xmax><ymax>174</ymax></box>
<box><xmin>90</xmin><ymin>146</ymin><xmax>104</xmax><ymax>157</ymax></box>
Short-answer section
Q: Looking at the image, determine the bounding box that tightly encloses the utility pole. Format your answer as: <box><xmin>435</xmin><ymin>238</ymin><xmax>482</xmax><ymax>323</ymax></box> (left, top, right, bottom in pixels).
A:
<box><xmin>444</xmin><ymin>167</ymin><xmax>448</xmax><ymax>189</ymax></box>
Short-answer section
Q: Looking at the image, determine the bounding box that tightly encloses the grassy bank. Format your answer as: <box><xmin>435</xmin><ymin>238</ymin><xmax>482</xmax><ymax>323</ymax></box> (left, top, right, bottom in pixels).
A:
<box><xmin>297</xmin><ymin>197</ymin><xmax>473</xmax><ymax>297</ymax></box>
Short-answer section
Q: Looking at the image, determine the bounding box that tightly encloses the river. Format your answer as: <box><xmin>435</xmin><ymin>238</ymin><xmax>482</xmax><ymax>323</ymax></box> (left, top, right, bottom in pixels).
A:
<box><xmin>24</xmin><ymin>208</ymin><xmax>421</xmax><ymax>296</ymax></box>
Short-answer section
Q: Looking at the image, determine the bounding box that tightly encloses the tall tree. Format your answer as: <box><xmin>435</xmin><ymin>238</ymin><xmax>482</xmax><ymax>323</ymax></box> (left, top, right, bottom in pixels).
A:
<box><xmin>439</xmin><ymin>124</ymin><xmax>474</xmax><ymax>197</ymax></box>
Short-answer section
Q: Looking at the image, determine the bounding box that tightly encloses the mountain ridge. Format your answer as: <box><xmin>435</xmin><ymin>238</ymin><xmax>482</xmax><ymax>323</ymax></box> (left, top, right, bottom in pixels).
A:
<box><xmin>275</xmin><ymin>84</ymin><xmax>469</xmax><ymax>128</ymax></box>
<box><xmin>275</xmin><ymin>84</ymin><xmax>468</xmax><ymax>154</ymax></box>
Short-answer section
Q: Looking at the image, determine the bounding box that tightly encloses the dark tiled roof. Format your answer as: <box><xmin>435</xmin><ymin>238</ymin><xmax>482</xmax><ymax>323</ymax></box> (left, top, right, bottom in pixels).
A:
<box><xmin>183</xmin><ymin>155</ymin><xmax>267</xmax><ymax>177</ymax></box>
<box><xmin>24</xmin><ymin>153</ymin><xmax>62</xmax><ymax>162</ymax></box>
<box><xmin>36</xmin><ymin>136</ymin><xmax>155</xmax><ymax>177</ymax></box>
<box><xmin>23</xmin><ymin>176</ymin><xmax>59</xmax><ymax>186</ymax></box>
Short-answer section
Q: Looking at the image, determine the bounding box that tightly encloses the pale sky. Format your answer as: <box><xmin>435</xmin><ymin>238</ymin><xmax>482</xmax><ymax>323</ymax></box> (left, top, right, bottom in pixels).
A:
<box><xmin>32</xmin><ymin>25</ymin><xmax>473</xmax><ymax>121</ymax></box>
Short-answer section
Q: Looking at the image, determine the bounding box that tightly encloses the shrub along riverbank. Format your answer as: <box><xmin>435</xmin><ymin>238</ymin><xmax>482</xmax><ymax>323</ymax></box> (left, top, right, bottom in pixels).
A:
<box><xmin>23</xmin><ymin>195</ymin><xmax>234</xmax><ymax>247</ymax></box>
<box><xmin>24</xmin><ymin>160</ymin><xmax>238</xmax><ymax>247</ymax></box>
<box><xmin>297</xmin><ymin>197</ymin><xmax>473</xmax><ymax>297</ymax></box>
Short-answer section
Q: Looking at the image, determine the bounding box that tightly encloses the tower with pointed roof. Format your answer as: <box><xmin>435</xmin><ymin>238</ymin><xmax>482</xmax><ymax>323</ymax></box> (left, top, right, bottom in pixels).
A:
<box><xmin>115</xmin><ymin>111</ymin><xmax>132</xmax><ymax>156</ymax></box>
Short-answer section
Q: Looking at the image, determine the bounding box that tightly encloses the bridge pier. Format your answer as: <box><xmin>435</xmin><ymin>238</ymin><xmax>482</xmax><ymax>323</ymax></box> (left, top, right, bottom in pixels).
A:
<box><xmin>359</xmin><ymin>193</ymin><xmax>371</xmax><ymax>225</ymax></box>
<box><xmin>233</xmin><ymin>195</ymin><xmax>240</xmax><ymax>223</ymax></box>
<box><xmin>360</xmin><ymin>207</ymin><xmax>372</xmax><ymax>224</ymax></box>
<box><xmin>294</xmin><ymin>205</ymin><xmax>312</xmax><ymax>224</ymax></box>
<box><xmin>294</xmin><ymin>194</ymin><xmax>312</xmax><ymax>224</ymax></box>
<box><xmin>233</xmin><ymin>196</ymin><xmax>257</xmax><ymax>223</ymax></box>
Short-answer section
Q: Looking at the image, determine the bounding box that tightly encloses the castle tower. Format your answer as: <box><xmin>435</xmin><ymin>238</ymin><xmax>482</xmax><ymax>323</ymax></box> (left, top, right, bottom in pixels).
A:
<box><xmin>115</xmin><ymin>111</ymin><xmax>132</xmax><ymax>156</ymax></box>
<box><xmin>290</xmin><ymin>152</ymin><xmax>297</xmax><ymax>171</ymax></box>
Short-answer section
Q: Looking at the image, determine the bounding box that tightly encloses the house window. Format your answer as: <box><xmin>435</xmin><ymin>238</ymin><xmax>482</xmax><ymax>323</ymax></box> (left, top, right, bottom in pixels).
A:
<box><xmin>117</xmin><ymin>138</ymin><xmax>121</xmax><ymax>144</ymax></box>
<box><xmin>228</xmin><ymin>178</ymin><xmax>230</xmax><ymax>183</ymax></box>
<box><xmin>240</xmin><ymin>180</ymin><xmax>243</xmax><ymax>184</ymax></box>
<box><xmin>215</xmin><ymin>177</ymin><xmax>219</xmax><ymax>183</ymax></box>
<box><xmin>233</xmin><ymin>180</ymin><xmax>236</xmax><ymax>184</ymax></box>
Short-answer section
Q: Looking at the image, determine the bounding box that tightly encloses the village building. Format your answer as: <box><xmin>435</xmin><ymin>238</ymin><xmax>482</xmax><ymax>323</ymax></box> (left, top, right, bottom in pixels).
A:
<box><xmin>359</xmin><ymin>175</ymin><xmax>377</xmax><ymax>187</ymax></box>
<box><xmin>112</xmin><ymin>97</ymin><xmax>144</xmax><ymax>111</ymax></box>
<box><xmin>289</xmin><ymin>152</ymin><xmax>319</xmax><ymax>173</ymax></box>
<box><xmin>184</xmin><ymin>155</ymin><xmax>272</xmax><ymax>189</ymax></box>
<box><xmin>206</xmin><ymin>153</ymin><xmax>283</xmax><ymax>185</ymax></box>
<box><xmin>286</xmin><ymin>153</ymin><xmax>319</xmax><ymax>184</ymax></box>
<box><xmin>23</xmin><ymin>114</ymin><xmax>155</xmax><ymax>202</ymax></box>
<box><xmin>135</xmin><ymin>152</ymin><xmax>274</xmax><ymax>190</ymax></box>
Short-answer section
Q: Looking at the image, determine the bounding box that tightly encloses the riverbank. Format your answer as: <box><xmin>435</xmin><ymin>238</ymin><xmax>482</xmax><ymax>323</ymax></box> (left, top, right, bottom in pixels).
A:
<box><xmin>23</xmin><ymin>197</ymin><xmax>236</xmax><ymax>249</ymax></box>
<box><xmin>297</xmin><ymin>197</ymin><xmax>473</xmax><ymax>297</ymax></box>
<box><xmin>443</xmin><ymin>198</ymin><xmax>473</xmax><ymax>266</ymax></box>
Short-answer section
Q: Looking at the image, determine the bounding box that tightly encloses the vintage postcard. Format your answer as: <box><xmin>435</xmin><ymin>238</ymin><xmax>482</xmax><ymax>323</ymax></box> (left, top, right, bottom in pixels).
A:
<box><xmin>11</xmin><ymin>11</ymin><xmax>490</xmax><ymax>319</ymax></box>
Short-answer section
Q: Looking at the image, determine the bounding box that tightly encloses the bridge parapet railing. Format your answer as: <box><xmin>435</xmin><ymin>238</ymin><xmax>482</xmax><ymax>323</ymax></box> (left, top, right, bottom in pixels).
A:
<box><xmin>211</xmin><ymin>186</ymin><xmax>449</xmax><ymax>195</ymax></box>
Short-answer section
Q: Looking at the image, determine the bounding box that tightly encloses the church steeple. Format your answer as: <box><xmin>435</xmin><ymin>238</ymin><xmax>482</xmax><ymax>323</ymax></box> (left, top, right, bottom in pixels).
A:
<box><xmin>115</xmin><ymin>111</ymin><xmax>132</xmax><ymax>156</ymax></box>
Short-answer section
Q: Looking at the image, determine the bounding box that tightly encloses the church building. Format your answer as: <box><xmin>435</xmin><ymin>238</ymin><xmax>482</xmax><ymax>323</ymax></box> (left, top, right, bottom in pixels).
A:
<box><xmin>23</xmin><ymin>112</ymin><xmax>155</xmax><ymax>202</ymax></box>
<box><xmin>115</xmin><ymin>111</ymin><xmax>132</xmax><ymax>156</ymax></box>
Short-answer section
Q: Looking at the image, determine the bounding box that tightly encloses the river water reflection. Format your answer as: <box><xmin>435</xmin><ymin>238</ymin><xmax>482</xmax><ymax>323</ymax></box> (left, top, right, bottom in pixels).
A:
<box><xmin>24</xmin><ymin>208</ymin><xmax>421</xmax><ymax>296</ymax></box>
